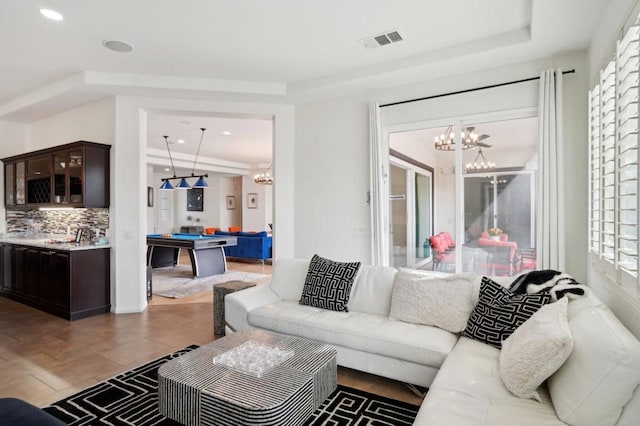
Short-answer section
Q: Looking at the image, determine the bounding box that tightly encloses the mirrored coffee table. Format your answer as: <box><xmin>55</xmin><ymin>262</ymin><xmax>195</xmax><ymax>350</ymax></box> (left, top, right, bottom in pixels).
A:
<box><xmin>158</xmin><ymin>330</ymin><xmax>337</xmax><ymax>426</ymax></box>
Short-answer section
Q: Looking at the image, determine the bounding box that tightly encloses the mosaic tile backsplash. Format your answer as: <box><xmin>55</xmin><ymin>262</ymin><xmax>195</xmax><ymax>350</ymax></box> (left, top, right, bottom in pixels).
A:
<box><xmin>6</xmin><ymin>209</ymin><xmax>109</xmax><ymax>236</ymax></box>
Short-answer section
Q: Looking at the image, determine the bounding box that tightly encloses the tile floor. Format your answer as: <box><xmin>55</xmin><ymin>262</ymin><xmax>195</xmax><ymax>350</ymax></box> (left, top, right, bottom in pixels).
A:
<box><xmin>0</xmin><ymin>260</ymin><xmax>424</xmax><ymax>410</ymax></box>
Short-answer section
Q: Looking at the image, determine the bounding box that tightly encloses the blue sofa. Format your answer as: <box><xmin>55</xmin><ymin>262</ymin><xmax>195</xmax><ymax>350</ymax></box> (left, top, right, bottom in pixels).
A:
<box><xmin>215</xmin><ymin>230</ymin><xmax>272</xmax><ymax>263</ymax></box>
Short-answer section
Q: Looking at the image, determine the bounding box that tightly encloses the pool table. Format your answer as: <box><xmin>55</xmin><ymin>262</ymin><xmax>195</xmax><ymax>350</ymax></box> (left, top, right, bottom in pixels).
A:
<box><xmin>146</xmin><ymin>233</ymin><xmax>238</xmax><ymax>278</ymax></box>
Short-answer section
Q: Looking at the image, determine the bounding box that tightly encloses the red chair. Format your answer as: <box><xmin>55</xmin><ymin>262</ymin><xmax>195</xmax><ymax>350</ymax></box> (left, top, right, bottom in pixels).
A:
<box><xmin>518</xmin><ymin>248</ymin><xmax>537</xmax><ymax>272</ymax></box>
<box><xmin>477</xmin><ymin>236</ymin><xmax>519</xmax><ymax>276</ymax></box>
<box><xmin>430</xmin><ymin>232</ymin><xmax>455</xmax><ymax>271</ymax></box>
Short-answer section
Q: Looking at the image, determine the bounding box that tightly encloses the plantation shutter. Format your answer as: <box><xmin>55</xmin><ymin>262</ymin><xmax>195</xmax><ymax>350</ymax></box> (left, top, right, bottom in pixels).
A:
<box><xmin>600</xmin><ymin>60</ymin><xmax>617</xmax><ymax>263</ymax></box>
<box><xmin>589</xmin><ymin>85</ymin><xmax>601</xmax><ymax>255</ymax></box>
<box><xmin>616</xmin><ymin>24</ymin><xmax>639</xmax><ymax>279</ymax></box>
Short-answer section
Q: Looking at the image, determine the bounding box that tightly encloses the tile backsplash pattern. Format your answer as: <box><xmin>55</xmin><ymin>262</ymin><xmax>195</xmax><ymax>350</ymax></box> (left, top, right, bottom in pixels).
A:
<box><xmin>6</xmin><ymin>209</ymin><xmax>109</xmax><ymax>236</ymax></box>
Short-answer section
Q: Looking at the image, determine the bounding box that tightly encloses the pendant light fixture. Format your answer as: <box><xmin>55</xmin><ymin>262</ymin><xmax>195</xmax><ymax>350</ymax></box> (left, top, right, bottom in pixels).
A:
<box><xmin>464</xmin><ymin>148</ymin><xmax>496</xmax><ymax>172</ymax></box>
<box><xmin>159</xmin><ymin>128</ymin><xmax>209</xmax><ymax>190</ymax></box>
<box><xmin>254</xmin><ymin>164</ymin><xmax>273</xmax><ymax>185</ymax></box>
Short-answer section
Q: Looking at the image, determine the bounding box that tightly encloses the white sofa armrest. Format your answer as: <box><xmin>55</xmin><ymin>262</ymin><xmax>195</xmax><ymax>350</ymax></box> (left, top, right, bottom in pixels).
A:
<box><xmin>225</xmin><ymin>284</ymin><xmax>281</xmax><ymax>332</ymax></box>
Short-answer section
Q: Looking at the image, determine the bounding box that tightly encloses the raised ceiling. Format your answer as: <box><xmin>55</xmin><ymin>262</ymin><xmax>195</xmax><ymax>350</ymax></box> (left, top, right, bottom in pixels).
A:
<box><xmin>0</xmin><ymin>1</ymin><xmax>611</xmax><ymax>168</ymax></box>
<box><xmin>0</xmin><ymin>0</ymin><xmax>610</xmax><ymax>122</ymax></box>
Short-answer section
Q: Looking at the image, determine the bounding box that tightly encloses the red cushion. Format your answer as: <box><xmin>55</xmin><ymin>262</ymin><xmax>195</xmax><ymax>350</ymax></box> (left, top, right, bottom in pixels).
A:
<box><xmin>443</xmin><ymin>232</ymin><xmax>455</xmax><ymax>248</ymax></box>
<box><xmin>430</xmin><ymin>235</ymin><xmax>446</xmax><ymax>253</ymax></box>
<box><xmin>436</xmin><ymin>251</ymin><xmax>455</xmax><ymax>262</ymax></box>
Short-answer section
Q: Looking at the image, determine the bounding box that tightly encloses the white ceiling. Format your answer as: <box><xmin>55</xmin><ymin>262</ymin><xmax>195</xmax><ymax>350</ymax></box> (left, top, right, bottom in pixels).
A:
<box><xmin>146</xmin><ymin>113</ymin><xmax>273</xmax><ymax>170</ymax></box>
<box><xmin>0</xmin><ymin>0</ymin><xmax>610</xmax><ymax>166</ymax></box>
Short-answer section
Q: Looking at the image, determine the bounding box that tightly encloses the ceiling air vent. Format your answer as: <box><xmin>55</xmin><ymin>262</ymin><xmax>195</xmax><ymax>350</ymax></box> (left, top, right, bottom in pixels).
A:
<box><xmin>360</xmin><ymin>29</ymin><xmax>404</xmax><ymax>49</ymax></box>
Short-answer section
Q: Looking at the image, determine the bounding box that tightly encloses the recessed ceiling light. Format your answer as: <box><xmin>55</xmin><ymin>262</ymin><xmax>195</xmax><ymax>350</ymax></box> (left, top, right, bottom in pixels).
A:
<box><xmin>222</xmin><ymin>131</ymin><xmax>231</xmax><ymax>136</ymax></box>
<box><xmin>102</xmin><ymin>39</ymin><xmax>135</xmax><ymax>53</ymax></box>
<box><xmin>39</xmin><ymin>8</ymin><xmax>63</xmax><ymax>21</ymax></box>
<box><xmin>177</xmin><ymin>139</ymin><xmax>185</xmax><ymax>144</ymax></box>
<box><xmin>164</xmin><ymin>168</ymin><xmax>171</xmax><ymax>172</ymax></box>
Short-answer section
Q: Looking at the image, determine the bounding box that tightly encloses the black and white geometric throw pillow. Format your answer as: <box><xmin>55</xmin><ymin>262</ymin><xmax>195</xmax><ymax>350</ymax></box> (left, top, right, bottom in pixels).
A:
<box><xmin>463</xmin><ymin>277</ymin><xmax>551</xmax><ymax>349</ymax></box>
<box><xmin>299</xmin><ymin>254</ymin><xmax>361</xmax><ymax>312</ymax></box>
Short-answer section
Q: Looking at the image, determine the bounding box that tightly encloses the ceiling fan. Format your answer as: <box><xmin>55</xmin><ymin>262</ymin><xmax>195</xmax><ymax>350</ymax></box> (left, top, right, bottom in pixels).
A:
<box><xmin>434</xmin><ymin>125</ymin><xmax>492</xmax><ymax>151</ymax></box>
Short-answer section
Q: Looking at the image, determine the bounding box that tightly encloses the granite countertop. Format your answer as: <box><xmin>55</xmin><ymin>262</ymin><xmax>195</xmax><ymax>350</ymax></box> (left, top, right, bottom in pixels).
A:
<box><xmin>0</xmin><ymin>233</ymin><xmax>111</xmax><ymax>251</ymax></box>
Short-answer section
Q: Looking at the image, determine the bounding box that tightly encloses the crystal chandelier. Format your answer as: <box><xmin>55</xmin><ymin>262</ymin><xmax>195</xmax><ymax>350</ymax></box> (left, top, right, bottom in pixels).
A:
<box><xmin>254</xmin><ymin>165</ymin><xmax>273</xmax><ymax>185</ymax></box>
<box><xmin>465</xmin><ymin>148</ymin><xmax>496</xmax><ymax>172</ymax></box>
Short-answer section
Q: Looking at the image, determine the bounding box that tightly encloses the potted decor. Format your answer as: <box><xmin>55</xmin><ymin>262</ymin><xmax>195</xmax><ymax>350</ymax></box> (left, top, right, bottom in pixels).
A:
<box><xmin>487</xmin><ymin>227</ymin><xmax>503</xmax><ymax>241</ymax></box>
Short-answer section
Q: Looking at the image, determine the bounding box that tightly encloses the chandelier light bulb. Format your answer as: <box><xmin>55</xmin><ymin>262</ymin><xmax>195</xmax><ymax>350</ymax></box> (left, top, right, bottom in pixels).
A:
<box><xmin>435</xmin><ymin>125</ymin><xmax>488</xmax><ymax>152</ymax></box>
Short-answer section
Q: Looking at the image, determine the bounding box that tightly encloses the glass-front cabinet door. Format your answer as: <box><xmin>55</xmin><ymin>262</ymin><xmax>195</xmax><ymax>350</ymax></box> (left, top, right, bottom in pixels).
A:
<box><xmin>15</xmin><ymin>161</ymin><xmax>25</xmax><ymax>205</ymax></box>
<box><xmin>53</xmin><ymin>153</ymin><xmax>68</xmax><ymax>204</ymax></box>
<box><xmin>5</xmin><ymin>163</ymin><xmax>14</xmax><ymax>206</ymax></box>
<box><xmin>26</xmin><ymin>156</ymin><xmax>52</xmax><ymax>204</ymax></box>
<box><xmin>68</xmin><ymin>150</ymin><xmax>83</xmax><ymax>204</ymax></box>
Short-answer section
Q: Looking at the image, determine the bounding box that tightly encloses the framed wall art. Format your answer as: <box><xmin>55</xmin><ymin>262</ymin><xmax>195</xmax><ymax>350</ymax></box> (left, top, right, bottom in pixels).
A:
<box><xmin>226</xmin><ymin>195</ymin><xmax>236</xmax><ymax>210</ymax></box>
<box><xmin>247</xmin><ymin>193</ymin><xmax>258</xmax><ymax>209</ymax></box>
<box><xmin>187</xmin><ymin>188</ymin><xmax>204</xmax><ymax>212</ymax></box>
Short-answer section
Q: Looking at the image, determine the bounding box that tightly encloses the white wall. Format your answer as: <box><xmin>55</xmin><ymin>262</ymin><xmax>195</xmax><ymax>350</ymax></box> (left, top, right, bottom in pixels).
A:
<box><xmin>295</xmin><ymin>98</ymin><xmax>371</xmax><ymax>262</ymax></box>
<box><xmin>146</xmin><ymin>165</ymin><xmax>156</xmax><ymax>233</ymax></box>
<box><xmin>586</xmin><ymin>0</ymin><xmax>640</xmax><ymax>339</ymax></box>
<box><xmin>219</xmin><ymin>176</ymin><xmax>242</xmax><ymax>230</ymax></box>
<box><xmin>242</xmin><ymin>172</ymin><xmax>273</xmax><ymax>232</ymax></box>
<box><xmin>0</xmin><ymin>120</ymin><xmax>28</xmax><ymax>157</ymax></box>
<box><xmin>27</xmin><ymin>98</ymin><xmax>115</xmax><ymax>150</ymax></box>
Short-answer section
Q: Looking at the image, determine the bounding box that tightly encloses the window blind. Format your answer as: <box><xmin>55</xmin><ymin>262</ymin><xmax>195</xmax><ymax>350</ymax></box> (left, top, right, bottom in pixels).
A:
<box><xmin>589</xmin><ymin>17</ymin><xmax>640</xmax><ymax>298</ymax></box>
<box><xmin>589</xmin><ymin>85</ymin><xmax>601</xmax><ymax>255</ymax></box>
<box><xmin>600</xmin><ymin>60</ymin><xmax>617</xmax><ymax>263</ymax></box>
<box><xmin>616</xmin><ymin>24</ymin><xmax>639</xmax><ymax>276</ymax></box>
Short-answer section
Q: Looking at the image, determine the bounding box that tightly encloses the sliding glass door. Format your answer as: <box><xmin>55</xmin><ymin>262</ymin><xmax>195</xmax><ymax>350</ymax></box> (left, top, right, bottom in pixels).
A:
<box><xmin>389</xmin><ymin>158</ymin><xmax>434</xmax><ymax>268</ymax></box>
<box><xmin>380</xmin><ymin>115</ymin><xmax>539</xmax><ymax>275</ymax></box>
<box><xmin>464</xmin><ymin>172</ymin><xmax>534</xmax><ymax>248</ymax></box>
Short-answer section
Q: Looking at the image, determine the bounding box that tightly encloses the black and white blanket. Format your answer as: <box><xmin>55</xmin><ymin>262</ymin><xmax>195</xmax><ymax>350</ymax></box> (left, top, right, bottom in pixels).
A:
<box><xmin>509</xmin><ymin>269</ymin><xmax>589</xmax><ymax>301</ymax></box>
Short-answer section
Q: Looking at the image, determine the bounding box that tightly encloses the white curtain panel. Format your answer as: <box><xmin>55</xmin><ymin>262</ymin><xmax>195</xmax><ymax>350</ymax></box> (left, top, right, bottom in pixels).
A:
<box><xmin>537</xmin><ymin>69</ymin><xmax>566</xmax><ymax>271</ymax></box>
<box><xmin>369</xmin><ymin>102</ymin><xmax>386</xmax><ymax>265</ymax></box>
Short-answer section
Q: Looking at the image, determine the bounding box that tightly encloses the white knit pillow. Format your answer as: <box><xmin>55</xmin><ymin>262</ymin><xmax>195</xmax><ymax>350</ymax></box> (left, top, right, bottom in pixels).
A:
<box><xmin>499</xmin><ymin>297</ymin><xmax>573</xmax><ymax>401</ymax></box>
<box><xmin>389</xmin><ymin>269</ymin><xmax>476</xmax><ymax>333</ymax></box>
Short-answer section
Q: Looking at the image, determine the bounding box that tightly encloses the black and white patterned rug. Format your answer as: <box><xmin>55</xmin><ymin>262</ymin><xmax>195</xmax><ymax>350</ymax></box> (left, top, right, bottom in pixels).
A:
<box><xmin>44</xmin><ymin>345</ymin><xmax>420</xmax><ymax>425</ymax></box>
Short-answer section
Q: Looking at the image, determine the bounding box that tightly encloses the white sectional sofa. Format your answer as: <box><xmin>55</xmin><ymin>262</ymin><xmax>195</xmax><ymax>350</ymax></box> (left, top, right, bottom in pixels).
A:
<box><xmin>225</xmin><ymin>258</ymin><xmax>640</xmax><ymax>425</ymax></box>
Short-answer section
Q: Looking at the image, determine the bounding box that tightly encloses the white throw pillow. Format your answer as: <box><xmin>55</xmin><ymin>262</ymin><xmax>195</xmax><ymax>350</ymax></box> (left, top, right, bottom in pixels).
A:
<box><xmin>389</xmin><ymin>269</ymin><xmax>477</xmax><ymax>333</ymax></box>
<box><xmin>499</xmin><ymin>297</ymin><xmax>573</xmax><ymax>402</ymax></box>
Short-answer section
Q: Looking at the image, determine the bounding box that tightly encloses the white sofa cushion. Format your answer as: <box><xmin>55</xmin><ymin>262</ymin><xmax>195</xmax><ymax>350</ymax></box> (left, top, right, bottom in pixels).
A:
<box><xmin>414</xmin><ymin>337</ymin><xmax>564</xmax><ymax>426</ymax></box>
<box><xmin>347</xmin><ymin>265</ymin><xmax>397</xmax><ymax>316</ymax></box>
<box><xmin>389</xmin><ymin>269</ymin><xmax>477</xmax><ymax>333</ymax></box>
<box><xmin>547</xmin><ymin>299</ymin><xmax>640</xmax><ymax>426</ymax></box>
<box><xmin>248</xmin><ymin>300</ymin><xmax>458</xmax><ymax>367</ymax></box>
<box><xmin>269</xmin><ymin>258</ymin><xmax>310</xmax><ymax>301</ymax></box>
<box><xmin>499</xmin><ymin>298</ymin><xmax>573</xmax><ymax>402</ymax></box>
